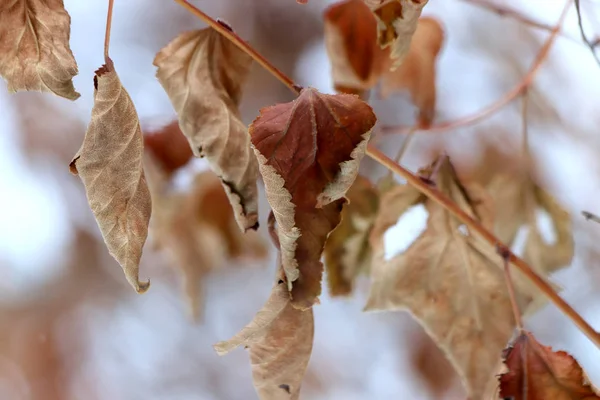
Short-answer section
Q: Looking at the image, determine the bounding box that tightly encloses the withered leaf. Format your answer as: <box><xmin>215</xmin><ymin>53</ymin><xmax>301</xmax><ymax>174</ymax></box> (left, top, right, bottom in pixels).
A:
<box><xmin>373</xmin><ymin>0</ymin><xmax>429</xmax><ymax>70</ymax></box>
<box><xmin>500</xmin><ymin>331</ymin><xmax>600</xmax><ymax>400</ymax></box>
<box><xmin>154</xmin><ymin>28</ymin><xmax>259</xmax><ymax>232</ymax></box>
<box><xmin>0</xmin><ymin>0</ymin><xmax>79</xmax><ymax>99</ymax></box>
<box><xmin>324</xmin><ymin>0</ymin><xmax>386</xmax><ymax>95</ymax></box>
<box><xmin>145</xmin><ymin>157</ymin><xmax>267</xmax><ymax>320</ymax></box>
<box><xmin>214</xmin><ymin>272</ymin><xmax>314</xmax><ymax>400</ymax></box>
<box><xmin>70</xmin><ymin>59</ymin><xmax>151</xmax><ymax>293</ymax></box>
<box><xmin>144</xmin><ymin>121</ymin><xmax>194</xmax><ymax>176</ymax></box>
<box><xmin>324</xmin><ymin>175</ymin><xmax>379</xmax><ymax>296</ymax></box>
<box><xmin>379</xmin><ymin>17</ymin><xmax>444</xmax><ymax>127</ymax></box>
<box><xmin>483</xmin><ymin>174</ymin><xmax>574</xmax><ymax>314</ymax></box>
<box><xmin>250</xmin><ymin>88</ymin><xmax>377</xmax><ymax>309</ymax></box>
<box><xmin>365</xmin><ymin>156</ymin><xmax>533</xmax><ymax>399</ymax></box>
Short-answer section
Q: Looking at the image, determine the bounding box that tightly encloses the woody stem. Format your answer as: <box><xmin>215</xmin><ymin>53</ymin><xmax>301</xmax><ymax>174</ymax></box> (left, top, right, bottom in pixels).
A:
<box><xmin>173</xmin><ymin>0</ymin><xmax>600</xmax><ymax>348</ymax></box>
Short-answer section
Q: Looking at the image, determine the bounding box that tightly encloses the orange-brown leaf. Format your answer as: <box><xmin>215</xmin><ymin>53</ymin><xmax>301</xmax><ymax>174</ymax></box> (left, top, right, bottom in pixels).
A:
<box><xmin>214</xmin><ymin>272</ymin><xmax>314</xmax><ymax>400</ymax></box>
<box><xmin>374</xmin><ymin>0</ymin><xmax>429</xmax><ymax>70</ymax></box>
<box><xmin>500</xmin><ymin>331</ymin><xmax>600</xmax><ymax>400</ymax></box>
<box><xmin>250</xmin><ymin>88</ymin><xmax>376</xmax><ymax>309</ymax></box>
<box><xmin>0</xmin><ymin>0</ymin><xmax>79</xmax><ymax>99</ymax></box>
<box><xmin>70</xmin><ymin>60</ymin><xmax>151</xmax><ymax>293</ymax></box>
<box><xmin>379</xmin><ymin>17</ymin><xmax>444</xmax><ymax>127</ymax></box>
<box><xmin>154</xmin><ymin>28</ymin><xmax>259</xmax><ymax>232</ymax></box>
<box><xmin>324</xmin><ymin>0</ymin><xmax>386</xmax><ymax>94</ymax></box>
<box><xmin>144</xmin><ymin>121</ymin><xmax>194</xmax><ymax>176</ymax></box>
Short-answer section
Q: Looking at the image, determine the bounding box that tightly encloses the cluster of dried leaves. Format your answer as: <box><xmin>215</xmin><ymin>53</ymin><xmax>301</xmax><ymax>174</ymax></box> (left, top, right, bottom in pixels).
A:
<box><xmin>1</xmin><ymin>0</ymin><xmax>598</xmax><ymax>399</ymax></box>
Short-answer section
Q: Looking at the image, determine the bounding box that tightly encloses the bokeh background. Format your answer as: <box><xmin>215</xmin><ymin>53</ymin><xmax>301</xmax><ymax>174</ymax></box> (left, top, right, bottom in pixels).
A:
<box><xmin>1</xmin><ymin>0</ymin><xmax>600</xmax><ymax>399</ymax></box>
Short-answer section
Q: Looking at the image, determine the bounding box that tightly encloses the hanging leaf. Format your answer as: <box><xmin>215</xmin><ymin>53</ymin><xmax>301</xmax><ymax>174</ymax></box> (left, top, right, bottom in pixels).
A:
<box><xmin>365</xmin><ymin>156</ymin><xmax>535</xmax><ymax>399</ymax></box>
<box><xmin>145</xmin><ymin>157</ymin><xmax>267</xmax><ymax>320</ymax></box>
<box><xmin>250</xmin><ymin>88</ymin><xmax>376</xmax><ymax>309</ymax></box>
<box><xmin>379</xmin><ymin>17</ymin><xmax>444</xmax><ymax>127</ymax></box>
<box><xmin>323</xmin><ymin>0</ymin><xmax>386</xmax><ymax>95</ymax></box>
<box><xmin>373</xmin><ymin>0</ymin><xmax>429</xmax><ymax>70</ymax></box>
<box><xmin>500</xmin><ymin>330</ymin><xmax>600</xmax><ymax>399</ymax></box>
<box><xmin>0</xmin><ymin>0</ymin><xmax>79</xmax><ymax>99</ymax></box>
<box><xmin>154</xmin><ymin>28</ymin><xmax>259</xmax><ymax>232</ymax></box>
<box><xmin>214</xmin><ymin>271</ymin><xmax>314</xmax><ymax>400</ymax></box>
<box><xmin>144</xmin><ymin>121</ymin><xmax>194</xmax><ymax>176</ymax></box>
<box><xmin>324</xmin><ymin>175</ymin><xmax>379</xmax><ymax>296</ymax></box>
<box><xmin>70</xmin><ymin>59</ymin><xmax>151</xmax><ymax>293</ymax></box>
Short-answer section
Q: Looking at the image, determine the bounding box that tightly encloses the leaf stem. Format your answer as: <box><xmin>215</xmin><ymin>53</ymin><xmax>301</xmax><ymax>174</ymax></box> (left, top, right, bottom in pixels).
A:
<box><xmin>172</xmin><ymin>0</ymin><xmax>302</xmax><ymax>95</ymax></box>
<box><xmin>104</xmin><ymin>0</ymin><xmax>115</xmax><ymax>62</ymax></box>
<box><xmin>366</xmin><ymin>146</ymin><xmax>600</xmax><ymax>348</ymax></box>
<box><xmin>574</xmin><ymin>0</ymin><xmax>600</xmax><ymax>67</ymax></box>
<box><xmin>497</xmin><ymin>246</ymin><xmax>524</xmax><ymax>330</ymax></box>
<box><xmin>174</xmin><ymin>0</ymin><xmax>600</xmax><ymax>349</ymax></box>
<box><xmin>379</xmin><ymin>0</ymin><xmax>572</xmax><ymax>136</ymax></box>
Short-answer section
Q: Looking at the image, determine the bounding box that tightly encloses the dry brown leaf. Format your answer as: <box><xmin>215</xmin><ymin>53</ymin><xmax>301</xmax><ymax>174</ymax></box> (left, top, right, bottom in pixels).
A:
<box><xmin>379</xmin><ymin>17</ymin><xmax>444</xmax><ymax>127</ymax></box>
<box><xmin>373</xmin><ymin>0</ymin><xmax>429</xmax><ymax>70</ymax></box>
<box><xmin>70</xmin><ymin>59</ymin><xmax>151</xmax><ymax>294</ymax></box>
<box><xmin>214</xmin><ymin>270</ymin><xmax>314</xmax><ymax>400</ymax></box>
<box><xmin>500</xmin><ymin>331</ymin><xmax>600</xmax><ymax>400</ymax></box>
<box><xmin>324</xmin><ymin>175</ymin><xmax>379</xmax><ymax>296</ymax></box>
<box><xmin>250</xmin><ymin>88</ymin><xmax>377</xmax><ymax>309</ymax></box>
<box><xmin>0</xmin><ymin>0</ymin><xmax>79</xmax><ymax>99</ymax></box>
<box><xmin>324</xmin><ymin>0</ymin><xmax>386</xmax><ymax>95</ymax></box>
<box><xmin>154</xmin><ymin>28</ymin><xmax>259</xmax><ymax>232</ymax></box>
<box><xmin>146</xmin><ymin>157</ymin><xmax>267</xmax><ymax>320</ymax></box>
<box><xmin>365</xmin><ymin>156</ymin><xmax>533</xmax><ymax>399</ymax></box>
<box><xmin>483</xmin><ymin>174</ymin><xmax>574</xmax><ymax>313</ymax></box>
<box><xmin>144</xmin><ymin>121</ymin><xmax>194</xmax><ymax>176</ymax></box>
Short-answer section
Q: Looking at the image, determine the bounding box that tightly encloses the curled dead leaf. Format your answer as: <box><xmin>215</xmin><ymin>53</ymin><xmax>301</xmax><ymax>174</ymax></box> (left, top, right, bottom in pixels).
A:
<box><xmin>250</xmin><ymin>87</ymin><xmax>377</xmax><ymax>309</ymax></box>
<box><xmin>214</xmin><ymin>271</ymin><xmax>314</xmax><ymax>400</ymax></box>
<box><xmin>70</xmin><ymin>59</ymin><xmax>151</xmax><ymax>293</ymax></box>
<box><xmin>0</xmin><ymin>0</ymin><xmax>79</xmax><ymax>99</ymax></box>
<box><xmin>154</xmin><ymin>28</ymin><xmax>259</xmax><ymax>232</ymax></box>
<box><xmin>324</xmin><ymin>0</ymin><xmax>386</xmax><ymax>95</ymax></box>
<box><xmin>373</xmin><ymin>0</ymin><xmax>429</xmax><ymax>70</ymax></box>
<box><xmin>365</xmin><ymin>156</ymin><xmax>533</xmax><ymax>399</ymax></box>
<box><xmin>379</xmin><ymin>17</ymin><xmax>444</xmax><ymax>127</ymax></box>
<box><xmin>500</xmin><ymin>330</ymin><xmax>600</xmax><ymax>399</ymax></box>
<box><xmin>324</xmin><ymin>175</ymin><xmax>379</xmax><ymax>296</ymax></box>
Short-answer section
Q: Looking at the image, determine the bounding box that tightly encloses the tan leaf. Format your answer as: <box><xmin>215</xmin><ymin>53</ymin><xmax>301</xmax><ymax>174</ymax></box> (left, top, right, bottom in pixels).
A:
<box><xmin>324</xmin><ymin>0</ymin><xmax>386</xmax><ymax>94</ymax></box>
<box><xmin>500</xmin><ymin>330</ymin><xmax>600</xmax><ymax>400</ymax></box>
<box><xmin>0</xmin><ymin>0</ymin><xmax>79</xmax><ymax>99</ymax></box>
<box><xmin>146</xmin><ymin>157</ymin><xmax>267</xmax><ymax>320</ymax></box>
<box><xmin>373</xmin><ymin>0</ymin><xmax>429</xmax><ymax>70</ymax></box>
<box><xmin>365</xmin><ymin>156</ymin><xmax>532</xmax><ymax>399</ymax></box>
<box><xmin>379</xmin><ymin>17</ymin><xmax>444</xmax><ymax>127</ymax></box>
<box><xmin>250</xmin><ymin>88</ymin><xmax>377</xmax><ymax>309</ymax></box>
<box><xmin>70</xmin><ymin>59</ymin><xmax>151</xmax><ymax>293</ymax></box>
<box><xmin>153</xmin><ymin>28</ymin><xmax>259</xmax><ymax>232</ymax></box>
<box><xmin>214</xmin><ymin>271</ymin><xmax>314</xmax><ymax>400</ymax></box>
<box><xmin>324</xmin><ymin>175</ymin><xmax>379</xmax><ymax>296</ymax></box>
<box><xmin>483</xmin><ymin>174</ymin><xmax>574</xmax><ymax>313</ymax></box>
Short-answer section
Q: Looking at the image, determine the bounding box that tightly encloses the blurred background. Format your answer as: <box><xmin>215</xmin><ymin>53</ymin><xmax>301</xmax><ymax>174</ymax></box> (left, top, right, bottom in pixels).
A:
<box><xmin>1</xmin><ymin>0</ymin><xmax>600</xmax><ymax>399</ymax></box>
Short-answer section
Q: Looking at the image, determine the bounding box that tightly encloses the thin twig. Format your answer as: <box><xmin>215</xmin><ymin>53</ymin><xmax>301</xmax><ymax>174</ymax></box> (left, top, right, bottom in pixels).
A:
<box><xmin>574</xmin><ymin>0</ymin><xmax>600</xmax><ymax>67</ymax></box>
<box><xmin>462</xmin><ymin>0</ymin><xmax>555</xmax><ymax>33</ymax></box>
<box><xmin>104</xmin><ymin>0</ymin><xmax>115</xmax><ymax>62</ymax></box>
<box><xmin>582</xmin><ymin>211</ymin><xmax>600</xmax><ymax>224</ymax></box>
<box><xmin>172</xmin><ymin>0</ymin><xmax>301</xmax><ymax>95</ymax></box>
<box><xmin>497</xmin><ymin>245</ymin><xmax>524</xmax><ymax>330</ymax></box>
<box><xmin>380</xmin><ymin>0</ymin><xmax>572</xmax><ymax>136</ymax></box>
<box><xmin>173</xmin><ymin>0</ymin><xmax>600</xmax><ymax>349</ymax></box>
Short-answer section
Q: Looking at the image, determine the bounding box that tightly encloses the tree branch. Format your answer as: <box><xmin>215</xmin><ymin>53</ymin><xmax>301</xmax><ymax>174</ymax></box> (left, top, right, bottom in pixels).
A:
<box><xmin>172</xmin><ymin>0</ymin><xmax>600</xmax><ymax>349</ymax></box>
